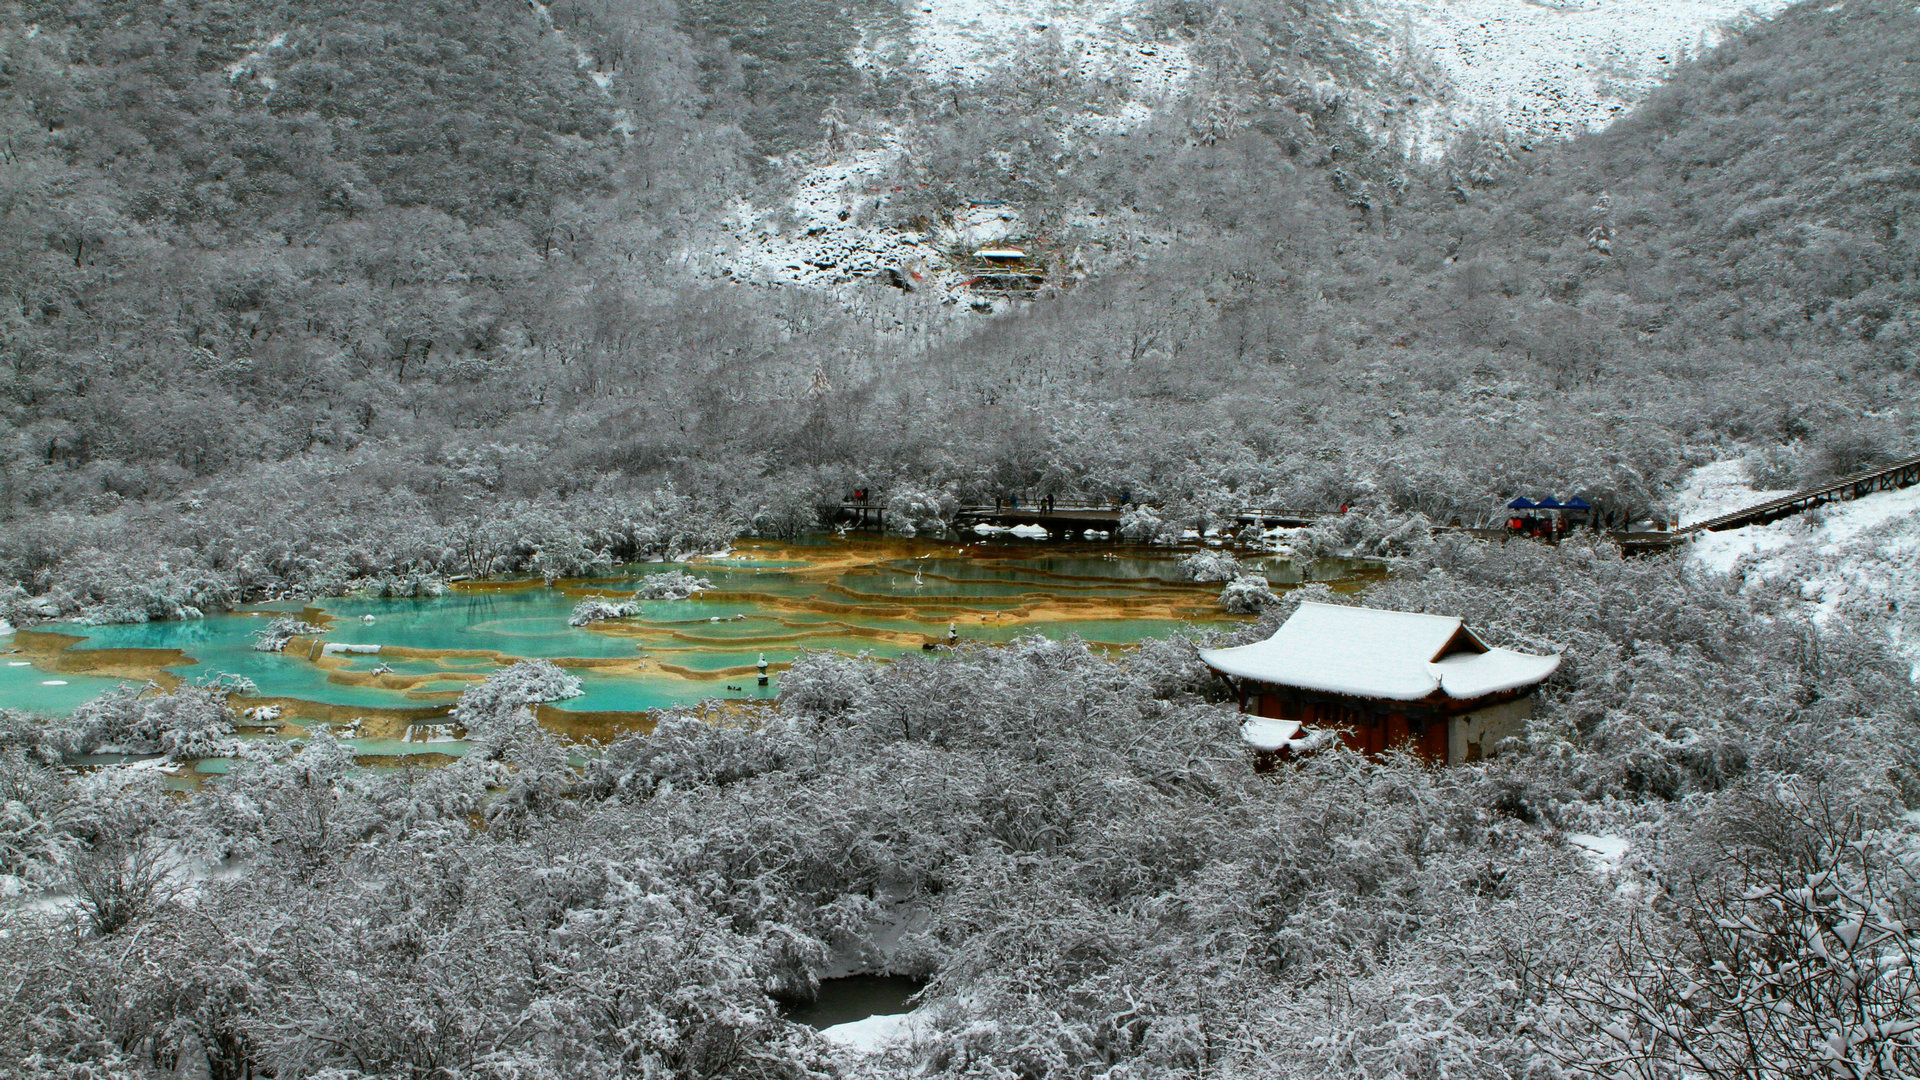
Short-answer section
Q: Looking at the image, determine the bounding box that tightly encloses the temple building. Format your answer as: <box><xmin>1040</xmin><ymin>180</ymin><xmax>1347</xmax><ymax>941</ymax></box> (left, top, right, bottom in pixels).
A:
<box><xmin>1200</xmin><ymin>602</ymin><xmax>1561</xmax><ymax>766</ymax></box>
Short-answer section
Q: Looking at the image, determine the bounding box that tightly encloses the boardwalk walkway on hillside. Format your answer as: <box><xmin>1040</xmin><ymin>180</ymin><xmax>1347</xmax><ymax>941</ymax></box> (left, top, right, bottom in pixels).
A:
<box><xmin>1625</xmin><ymin>453</ymin><xmax>1920</xmax><ymax>553</ymax></box>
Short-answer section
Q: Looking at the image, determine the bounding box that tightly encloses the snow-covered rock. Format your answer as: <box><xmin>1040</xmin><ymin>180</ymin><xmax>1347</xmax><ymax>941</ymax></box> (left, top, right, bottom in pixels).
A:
<box><xmin>321</xmin><ymin>643</ymin><xmax>382</xmax><ymax>656</ymax></box>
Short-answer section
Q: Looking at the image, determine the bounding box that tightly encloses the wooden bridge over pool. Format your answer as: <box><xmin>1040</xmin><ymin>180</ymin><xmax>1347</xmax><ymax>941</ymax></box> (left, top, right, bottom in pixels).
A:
<box><xmin>830</xmin><ymin>500</ymin><xmax>1331</xmax><ymax>536</ymax></box>
<box><xmin>830</xmin><ymin>451</ymin><xmax>1920</xmax><ymax>553</ymax></box>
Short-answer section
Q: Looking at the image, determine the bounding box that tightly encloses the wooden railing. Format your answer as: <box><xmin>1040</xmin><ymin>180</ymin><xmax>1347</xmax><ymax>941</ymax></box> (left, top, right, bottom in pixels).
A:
<box><xmin>1673</xmin><ymin>453</ymin><xmax>1920</xmax><ymax>537</ymax></box>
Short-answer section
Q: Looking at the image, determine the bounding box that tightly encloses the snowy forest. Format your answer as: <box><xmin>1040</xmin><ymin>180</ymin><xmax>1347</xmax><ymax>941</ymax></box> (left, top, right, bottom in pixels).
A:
<box><xmin>3</xmin><ymin>0</ymin><xmax>1920</xmax><ymax>1076</ymax></box>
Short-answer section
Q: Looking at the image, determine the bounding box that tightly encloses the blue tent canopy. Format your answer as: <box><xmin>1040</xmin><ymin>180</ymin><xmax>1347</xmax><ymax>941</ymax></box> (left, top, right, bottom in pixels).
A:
<box><xmin>1534</xmin><ymin>498</ymin><xmax>1566</xmax><ymax>510</ymax></box>
<box><xmin>1562</xmin><ymin>496</ymin><xmax>1592</xmax><ymax>511</ymax></box>
<box><xmin>1507</xmin><ymin>497</ymin><xmax>1537</xmax><ymax>510</ymax></box>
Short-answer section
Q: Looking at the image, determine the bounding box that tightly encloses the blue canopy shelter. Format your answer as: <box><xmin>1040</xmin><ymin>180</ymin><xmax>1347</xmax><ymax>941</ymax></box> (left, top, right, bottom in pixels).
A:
<box><xmin>1534</xmin><ymin>497</ymin><xmax>1566</xmax><ymax>511</ymax></box>
<box><xmin>1507</xmin><ymin>497</ymin><xmax>1537</xmax><ymax>510</ymax></box>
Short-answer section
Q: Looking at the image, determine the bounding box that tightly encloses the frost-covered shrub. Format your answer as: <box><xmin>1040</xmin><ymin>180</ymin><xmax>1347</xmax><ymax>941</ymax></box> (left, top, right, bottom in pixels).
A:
<box><xmin>1552</xmin><ymin>817</ymin><xmax>1920</xmax><ymax>1080</ymax></box>
<box><xmin>0</xmin><ymin>748</ymin><xmax>79</xmax><ymax>889</ymax></box>
<box><xmin>587</xmin><ymin>711</ymin><xmax>792</xmax><ymax>797</ymax></box>
<box><xmin>66</xmin><ymin>684</ymin><xmax>237</xmax><ymax>759</ymax></box>
<box><xmin>358</xmin><ymin>570</ymin><xmax>447</xmax><ymax>599</ymax></box>
<box><xmin>1294</xmin><ymin>508</ymin><xmax>1432</xmax><ymax>563</ymax></box>
<box><xmin>777</xmin><ymin>650</ymin><xmax>877</xmax><ymax>721</ymax></box>
<box><xmin>449</xmin><ymin>660</ymin><xmax>583</xmax><ymax>752</ymax></box>
<box><xmin>1218</xmin><ymin>574</ymin><xmax>1278</xmax><ymax>614</ymax></box>
<box><xmin>185</xmin><ymin>731</ymin><xmax>381</xmax><ymax>874</ymax></box>
<box><xmin>750</xmin><ymin>488</ymin><xmax>828</xmax><ymax>538</ymax></box>
<box><xmin>1178</xmin><ymin>549</ymin><xmax>1243</xmax><ymax>582</ymax></box>
<box><xmin>633</xmin><ymin>570</ymin><xmax>712</xmax><ymax>600</ymax></box>
<box><xmin>1118</xmin><ymin>504</ymin><xmax>1180</xmax><ymax>543</ymax></box>
<box><xmin>1744</xmin><ymin>442</ymin><xmax>1803</xmax><ymax>490</ymax></box>
<box><xmin>252</xmin><ymin>616</ymin><xmax>323</xmax><ymax>651</ymax></box>
<box><xmin>530</xmin><ymin>538</ymin><xmax>615</xmax><ymax>585</ymax></box>
<box><xmin>568</xmin><ymin>597</ymin><xmax>639</xmax><ymax>626</ymax></box>
<box><xmin>885</xmin><ymin>485</ymin><xmax>959</xmax><ymax>536</ymax></box>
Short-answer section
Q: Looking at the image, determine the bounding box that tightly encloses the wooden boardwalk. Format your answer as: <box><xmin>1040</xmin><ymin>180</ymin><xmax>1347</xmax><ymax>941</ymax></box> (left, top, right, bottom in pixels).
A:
<box><xmin>951</xmin><ymin>503</ymin><xmax>1124</xmax><ymax>533</ymax></box>
<box><xmin>847</xmin><ymin>453</ymin><xmax>1920</xmax><ymax>551</ymax></box>
<box><xmin>949</xmin><ymin>502</ymin><xmax>1328</xmax><ymax>535</ymax></box>
<box><xmin>1626</xmin><ymin>452</ymin><xmax>1920</xmax><ymax>554</ymax></box>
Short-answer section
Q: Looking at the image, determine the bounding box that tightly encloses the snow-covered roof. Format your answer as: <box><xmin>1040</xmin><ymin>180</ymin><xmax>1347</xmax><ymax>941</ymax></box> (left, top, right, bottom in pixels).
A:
<box><xmin>1241</xmin><ymin>717</ymin><xmax>1301</xmax><ymax>751</ymax></box>
<box><xmin>974</xmin><ymin>248</ymin><xmax>1026</xmax><ymax>258</ymax></box>
<box><xmin>1200</xmin><ymin>602</ymin><xmax>1560</xmax><ymax>702</ymax></box>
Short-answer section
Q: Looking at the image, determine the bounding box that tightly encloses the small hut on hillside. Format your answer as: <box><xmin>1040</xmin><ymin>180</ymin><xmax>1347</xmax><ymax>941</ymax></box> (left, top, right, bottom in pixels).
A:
<box><xmin>963</xmin><ymin>247</ymin><xmax>1047</xmax><ymax>294</ymax></box>
<box><xmin>1201</xmin><ymin>602</ymin><xmax>1560</xmax><ymax>767</ymax></box>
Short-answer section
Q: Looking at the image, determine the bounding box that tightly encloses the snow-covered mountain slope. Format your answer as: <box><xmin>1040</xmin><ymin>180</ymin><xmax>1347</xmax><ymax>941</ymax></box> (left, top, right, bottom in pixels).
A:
<box><xmin>909</xmin><ymin>0</ymin><xmax>1193</xmax><ymax>92</ymax></box>
<box><xmin>705</xmin><ymin>0</ymin><xmax>1792</xmax><ymax>298</ymax></box>
<box><xmin>1368</xmin><ymin>0</ymin><xmax>1794</xmax><ymax>153</ymax></box>
<box><xmin>1679</xmin><ymin>461</ymin><xmax>1920</xmax><ymax>676</ymax></box>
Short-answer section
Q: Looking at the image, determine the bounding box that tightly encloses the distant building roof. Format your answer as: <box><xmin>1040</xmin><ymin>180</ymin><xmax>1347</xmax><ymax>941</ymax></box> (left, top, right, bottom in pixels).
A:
<box><xmin>1199</xmin><ymin>602</ymin><xmax>1560</xmax><ymax>702</ymax></box>
<box><xmin>974</xmin><ymin>248</ymin><xmax>1026</xmax><ymax>259</ymax></box>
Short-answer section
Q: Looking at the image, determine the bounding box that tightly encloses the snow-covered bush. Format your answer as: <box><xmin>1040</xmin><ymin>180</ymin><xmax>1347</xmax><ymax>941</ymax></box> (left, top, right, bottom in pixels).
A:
<box><xmin>585</xmin><ymin>710</ymin><xmax>792</xmax><ymax>797</ymax></box>
<box><xmin>633</xmin><ymin>570</ymin><xmax>712</xmax><ymax>600</ymax></box>
<box><xmin>358</xmin><ymin>570</ymin><xmax>447</xmax><ymax>599</ymax></box>
<box><xmin>448</xmin><ymin>660</ymin><xmax>583</xmax><ymax>753</ymax></box>
<box><xmin>1218</xmin><ymin>574</ymin><xmax>1279</xmax><ymax>613</ymax></box>
<box><xmin>1178</xmin><ymin>549</ymin><xmax>1243</xmax><ymax>582</ymax></box>
<box><xmin>252</xmin><ymin>616</ymin><xmax>323</xmax><ymax>651</ymax></box>
<box><xmin>1118</xmin><ymin>504</ymin><xmax>1180</xmax><ymax>543</ymax></box>
<box><xmin>750</xmin><ymin>486</ymin><xmax>828</xmax><ymax>538</ymax></box>
<box><xmin>884</xmin><ymin>485</ymin><xmax>959</xmax><ymax>536</ymax></box>
<box><xmin>1552</xmin><ymin>817</ymin><xmax>1920</xmax><ymax>1080</ymax></box>
<box><xmin>568</xmin><ymin>597</ymin><xmax>638</xmax><ymax>626</ymax></box>
<box><xmin>66</xmin><ymin>683</ymin><xmax>238</xmax><ymax>759</ymax></box>
<box><xmin>776</xmin><ymin>650</ymin><xmax>877</xmax><ymax>721</ymax></box>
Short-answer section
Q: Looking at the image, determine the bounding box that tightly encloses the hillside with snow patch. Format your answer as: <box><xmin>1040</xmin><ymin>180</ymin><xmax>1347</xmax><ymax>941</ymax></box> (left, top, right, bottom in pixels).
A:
<box><xmin>708</xmin><ymin>0</ymin><xmax>1792</xmax><ymax>300</ymax></box>
<box><xmin>1679</xmin><ymin>461</ymin><xmax>1920</xmax><ymax>676</ymax></box>
<box><xmin>1367</xmin><ymin>0</ymin><xmax>1794</xmax><ymax>154</ymax></box>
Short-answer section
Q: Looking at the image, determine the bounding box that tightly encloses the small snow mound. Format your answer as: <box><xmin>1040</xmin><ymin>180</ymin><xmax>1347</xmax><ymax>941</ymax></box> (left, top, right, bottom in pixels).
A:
<box><xmin>1242</xmin><ymin>717</ymin><xmax>1301</xmax><ymax>751</ymax></box>
<box><xmin>1567</xmin><ymin>832</ymin><xmax>1629</xmax><ymax>874</ymax></box>
<box><xmin>817</xmin><ymin>1012</ymin><xmax>924</xmax><ymax>1053</ymax></box>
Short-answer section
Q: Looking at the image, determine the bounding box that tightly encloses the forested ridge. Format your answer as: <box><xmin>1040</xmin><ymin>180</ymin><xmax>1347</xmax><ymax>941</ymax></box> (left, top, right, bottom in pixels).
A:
<box><xmin>4</xmin><ymin>3</ymin><xmax>1920</xmax><ymax>1076</ymax></box>
<box><xmin>1</xmin><ymin>0</ymin><xmax>1915</xmax><ymax>617</ymax></box>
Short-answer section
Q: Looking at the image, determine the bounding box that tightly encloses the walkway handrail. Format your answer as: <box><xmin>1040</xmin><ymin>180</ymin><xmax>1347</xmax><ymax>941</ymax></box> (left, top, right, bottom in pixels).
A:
<box><xmin>1675</xmin><ymin>452</ymin><xmax>1920</xmax><ymax>536</ymax></box>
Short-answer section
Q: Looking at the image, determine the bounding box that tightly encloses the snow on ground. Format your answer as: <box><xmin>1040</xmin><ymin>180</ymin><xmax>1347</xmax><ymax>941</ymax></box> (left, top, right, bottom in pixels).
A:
<box><xmin>817</xmin><ymin>1011</ymin><xmax>927</xmax><ymax>1053</ymax></box>
<box><xmin>1566</xmin><ymin>832</ymin><xmax>1629</xmax><ymax>875</ymax></box>
<box><xmin>710</xmin><ymin>0</ymin><xmax>1794</xmax><ymax>294</ymax></box>
<box><xmin>712</xmin><ymin>0</ymin><xmax>1188</xmax><ymax>299</ymax></box>
<box><xmin>1680</xmin><ymin>460</ymin><xmax>1920</xmax><ymax>676</ymax></box>
<box><xmin>1676</xmin><ymin>457</ymin><xmax>1798</xmax><ymax>530</ymax></box>
<box><xmin>1363</xmin><ymin>0</ymin><xmax>1793</xmax><ymax>154</ymax></box>
<box><xmin>226</xmin><ymin>31</ymin><xmax>289</xmax><ymax>90</ymax></box>
<box><xmin>910</xmin><ymin>0</ymin><xmax>1192</xmax><ymax>94</ymax></box>
<box><xmin>527</xmin><ymin>1</ymin><xmax>634</xmax><ymax>138</ymax></box>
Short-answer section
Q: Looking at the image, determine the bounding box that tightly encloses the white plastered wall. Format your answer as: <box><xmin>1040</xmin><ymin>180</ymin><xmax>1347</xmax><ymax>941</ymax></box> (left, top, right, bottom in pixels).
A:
<box><xmin>1449</xmin><ymin>696</ymin><xmax>1533</xmax><ymax>764</ymax></box>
